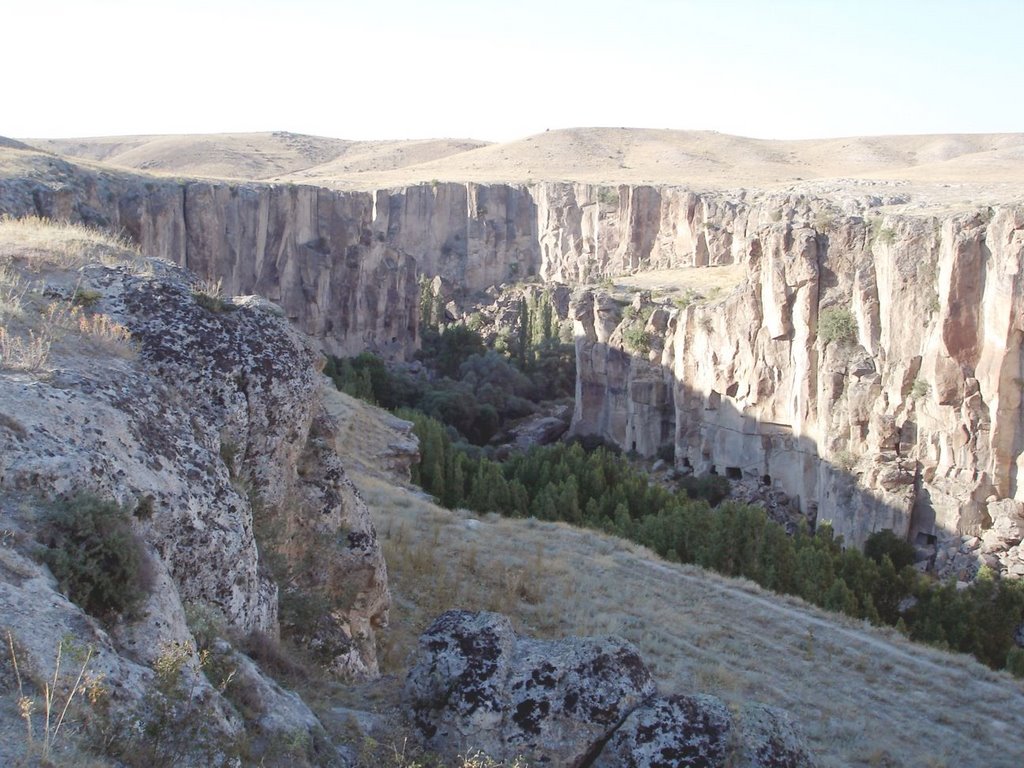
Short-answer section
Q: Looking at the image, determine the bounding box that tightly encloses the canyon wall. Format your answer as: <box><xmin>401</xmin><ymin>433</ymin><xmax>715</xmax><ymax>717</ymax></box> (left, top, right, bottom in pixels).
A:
<box><xmin>3</xmin><ymin>146</ymin><xmax>1023</xmax><ymax>570</ymax></box>
<box><xmin>1</xmin><ymin>149</ymin><xmax>833</xmax><ymax>356</ymax></box>
<box><xmin>574</xmin><ymin>202</ymin><xmax>1024</xmax><ymax>576</ymax></box>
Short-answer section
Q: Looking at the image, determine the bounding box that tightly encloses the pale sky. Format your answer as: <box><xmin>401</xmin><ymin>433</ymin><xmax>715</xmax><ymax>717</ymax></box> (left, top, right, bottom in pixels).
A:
<box><xmin>3</xmin><ymin>0</ymin><xmax>1021</xmax><ymax>142</ymax></box>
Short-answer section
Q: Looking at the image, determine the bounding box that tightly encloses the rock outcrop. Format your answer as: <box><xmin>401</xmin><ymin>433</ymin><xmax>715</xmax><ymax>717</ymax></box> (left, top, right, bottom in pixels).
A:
<box><xmin>4</xmin><ymin>142</ymin><xmax>1024</xmax><ymax>570</ymax></box>
<box><xmin>404</xmin><ymin>610</ymin><xmax>816</xmax><ymax>768</ymax></box>
<box><xmin>0</xmin><ymin>227</ymin><xmax>389</xmax><ymax>759</ymax></box>
<box><xmin>405</xmin><ymin>610</ymin><xmax>656</xmax><ymax>766</ymax></box>
<box><xmin>572</xmin><ymin>203</ymin><xmax>1024</xmax><ymax>575</ymax></box>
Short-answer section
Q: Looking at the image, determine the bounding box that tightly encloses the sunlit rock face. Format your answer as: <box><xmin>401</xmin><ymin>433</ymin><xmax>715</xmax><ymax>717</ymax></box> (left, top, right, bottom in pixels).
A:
<box><xmin>3</xmin><ymin>153</ymin><xmax>1023</xmax><ymax>572</ymax></box>
<box><xmin>572</xmin><ymin>200</ymin><xmax>1024</xmax><ymax>577</ymax></box>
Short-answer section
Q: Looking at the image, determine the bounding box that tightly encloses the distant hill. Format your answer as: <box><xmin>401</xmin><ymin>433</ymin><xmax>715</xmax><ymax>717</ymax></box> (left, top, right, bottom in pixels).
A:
<box><xmin>0</xmin><ymin>136</ymin><xmax>33</xmax><ymax>150</ymax></box>
<box><xmin>22</xmin><ymin>127</ymin><xmax>1024</xmax><ymax>190</ymax></box>
<box><xmin>25</xmin><ymin>131</ymin><xmax>490</xmax><ymax>183</ymax></box>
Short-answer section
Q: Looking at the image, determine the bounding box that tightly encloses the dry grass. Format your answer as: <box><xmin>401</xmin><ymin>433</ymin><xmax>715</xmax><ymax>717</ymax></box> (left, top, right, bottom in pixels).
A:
<box><xmin>0</xmin><ymin>328</ymin><xmax>50</xmax><ymax>371</ymax></box>
<box><xmin>602</xmin><ymin>264</ymin><xmax>747</xmax><ymax>306</ymax></box>
<box><xmin>0</xmin><ymin>218</ymin><xmax>138</xmax><ymax>372</ymax></box>
<box><xmin>0</xmin><ymin>265</ymin><xmax>29</xmax><ymax>319</ymax></box>
<box><xmin>0</xmin><ymin>216</ymin><xmax>143</xmax><ymax>272</ymax></box>
<box><xmin>327</xmin><ymin>392</ymin><xmax>1024</xmax><ymax>768</ymax></box>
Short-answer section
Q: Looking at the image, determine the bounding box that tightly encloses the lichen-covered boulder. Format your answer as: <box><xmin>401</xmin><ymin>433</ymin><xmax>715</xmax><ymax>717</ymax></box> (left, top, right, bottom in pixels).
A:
<box><xmin>404</xmin><ymin>610</ymin><xmax>657</xmax><ymax>766</ymax></box>
<box><xmin>0</xmin><ymin>253</ymin><xmax>389</xmax><ymax>678</ymax></box>
<box><xmin>593</xmin><ymin>695</ymin><xmax>816</xmax><ymax>768</ymax></box>
<box><xmin>591</xmin><ymin>693</ymin><xmax>732</xmax><ymax>768</ymax></box>
<box><xmin>732</xmin><ymin>703</ymin><xmax>817</xmax><ymax>768</ymax></box>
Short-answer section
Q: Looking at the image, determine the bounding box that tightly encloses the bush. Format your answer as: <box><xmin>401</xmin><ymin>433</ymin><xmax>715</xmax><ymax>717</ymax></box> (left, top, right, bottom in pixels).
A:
<box><xmin>910</xmin><ymin>379</ymin><xmax>930</xmax><ymax>399</ymax></box>
<box><xmin>622</xmin><ymin>327</ymin><xmax>651</xmax><ymax>354</ymax></box>
<box><xmin>38</xmin><ymin>494</ymin><xmax>151</xmax><ymax>621</ymax></box>
<box><xmin>678</xmin><ymin>474</ymin><xmax>731</xmax><ymax>506</ymax></box>
<box><xmin>818</xmin><ymin>308</ymin><xmax>858</xmax><ymax>346</ymax></box>
<box><xmin>1007</xmin><ymin>647</ymin><xmax>1024</xmax><ymax>678</ymax></box>
<box><xmin>864</xmin><ymin>529</ymin><xmax>917</xmax><ymax>571</ymax></box>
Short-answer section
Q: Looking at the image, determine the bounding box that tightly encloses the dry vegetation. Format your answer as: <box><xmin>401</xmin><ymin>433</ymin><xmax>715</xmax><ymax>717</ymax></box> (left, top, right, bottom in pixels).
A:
<box><xmin>325</xmin><ymin>388</ymin><xmax>1024</xmax><ymax>768</ymax></box>
<box><xmin>20</xmin><ymin>129</ymin><xmax>1024</xmax><ymax>200</ymax></box>
<box><xmin>601</xmin><ymin>263</ymin><xmax>747</xmax><ymax>306</ymax></box>
<box><xmin>0</xmin><ymin>217</ymin><xmax>139</xmax><ymax>371</ymax></box>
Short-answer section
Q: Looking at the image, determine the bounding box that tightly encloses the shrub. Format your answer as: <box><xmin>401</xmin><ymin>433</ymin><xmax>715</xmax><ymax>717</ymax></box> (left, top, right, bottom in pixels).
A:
<box><xmin>678</xmin><ymin>474</ymin><xmax>731</xmax><ymax>506</ymax></box>
<box><xmin>864</xmin><ymin>529</ymin><xmax>917</xmax><ymax>571</ymax></box>
<box><xmin>622</xmin><ymin>327</ymin><xmax>651</xmax><ymax>354</ymax></box>
<box><xmin>910</xmin><ymin>379</ymin><xmax>930</xmax><ymax>399</ymax></box>
<box><xmin>38</xmin><ymin>494</ymin><xmax>150</xmax><ymax>621</ymax></box>
<box><xmin>818</xmin><ymin>308</ymin><xmax>857</xmax><ymax>346</ymax></box>
<box><xmin>812</xmin><ymin>210</ymin><xmax>835</xmax><ymax>232</ymax></box>
<box><xmin>833</xmin><ymin>449</ymin><xmax>857</xmax><ymax>472</ymax></box>
<box><xmin>1007</xmin><ymin>647</ymin><xmax>1024</xmax><ymax>678</ymax></box>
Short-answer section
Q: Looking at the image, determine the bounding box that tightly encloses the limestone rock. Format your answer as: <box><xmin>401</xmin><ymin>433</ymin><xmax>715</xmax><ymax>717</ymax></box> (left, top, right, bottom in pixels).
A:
<box><xmin>405</xmin><ymin>611</ymin><xmax>816</xmax><ymax>768</ymax></box>
<box><xmin>593</xmin><ymin>695</ymin><xmax>815</xmax><ymax>768</ymax></box>
<box><xmin>404</xmin><ymin>610</ymin><xmax>656</xmax><ymax>767</ymax></box>
<box><xmin>592</xmin><ymin>693</ymin><xmax>732</xmax><ymax>767</ymax></box>
<box><xmin>732</xmin><ymin>703</ymin><xmax>817</xmax><ymax>768</ymax></box>
<box><xmin>0</xmin><ymin>254</ymin><xmax>388</xmax><ymax>678</ymax></box>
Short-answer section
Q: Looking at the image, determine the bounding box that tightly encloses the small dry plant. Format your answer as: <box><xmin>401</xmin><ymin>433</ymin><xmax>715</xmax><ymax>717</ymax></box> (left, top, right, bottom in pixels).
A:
<box><xmin>191</xmin><ymin>276</ymin><xmax>235</xmax><ymax>313</ymax></box>
<box><xmin>0</xmin><ymin>264</ymin><xmax>29</xmax><ymax>318</ymax></box>
<box><xmin>0</xmin><ymin>287</ymin><xmax>134</xmax><ymax>371</ymax></box>
<box><xmin>0</xmin><ymin>326</ymin><xmax>51</xmax><ymax>371</ymax></box>
<box><xmin>356</xmin><ymin>736</ymin><xmax>529</xmax><ymax>768</ymax></box>
<box><xmin>5</xmin><ymin>629</ymin><xmax>104</xmax><ymax>763</ymax></box>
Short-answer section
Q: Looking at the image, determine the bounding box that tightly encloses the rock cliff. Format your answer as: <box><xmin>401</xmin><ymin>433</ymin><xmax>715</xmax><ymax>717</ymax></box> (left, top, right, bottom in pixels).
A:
<box><xmin>0</xmin><ymin>148</ymin><xmax>878</xmax><ymax>356</ymax></box>
<box><xmin>0</xmin><ymin>221</ymin><xmax>389</xmax><ymax>759</ymax></box>
<box><xmin>3</xmin><ymin>143</ymin><xmax>1024</xmax><ymax>574</ymax></box>
<box><xmin>572</xmin><ymin>199</ymin><xmax>1024</xmax><ymax>578</ymax></box>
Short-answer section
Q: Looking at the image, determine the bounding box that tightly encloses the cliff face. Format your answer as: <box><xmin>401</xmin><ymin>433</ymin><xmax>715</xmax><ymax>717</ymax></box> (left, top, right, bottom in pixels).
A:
<box><xmin>3</xmin><ymin>145</ymin><xmax>1023</xmax><ymax>572</ymax></box>
<box><xmin>0</xmin><ymin>151</ymin><xmax>546</xmax><ymax>359</ymax></box>
<box><xmin>0</xmin><ymin>150</ymin><xmax>846</xmax><ymax>358</ymax></box>
<box><xmin>573</xmin><ymin>200</ymin><xmax>1024</xmax><ymax>576</ymax></box>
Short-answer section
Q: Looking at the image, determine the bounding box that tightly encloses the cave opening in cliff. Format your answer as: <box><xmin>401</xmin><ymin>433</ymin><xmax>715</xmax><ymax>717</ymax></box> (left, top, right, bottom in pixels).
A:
<box><xmin>762</xmin><ymin>474</ymin><xmax>772</xmax><ymax>486</ymax></box>
<box><xmin>726</xmin><ymin>466</ymin><xmax>742</xmax><ymax>481</ymax></box>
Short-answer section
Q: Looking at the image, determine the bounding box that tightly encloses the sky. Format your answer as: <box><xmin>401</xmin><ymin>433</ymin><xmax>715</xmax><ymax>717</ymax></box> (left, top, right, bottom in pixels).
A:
<box><xmin>3</xmin><ymin>0</ymin><xmax>1021</xmax><ymax>142</ymax></box>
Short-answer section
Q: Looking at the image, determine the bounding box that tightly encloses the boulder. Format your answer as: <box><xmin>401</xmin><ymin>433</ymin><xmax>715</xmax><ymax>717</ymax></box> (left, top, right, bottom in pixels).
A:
<box><xmin>405</xmin><ymin>611</ymin><xmax>816</xmax><ymax>767</ymax></box>
<box><xmin>592</xmin><ymin>693</ymin><xmax>731</xmax><ymax>767</ymax></box>
<box><xmin>593</xmin><ymin>696</ymin><xmax>815</xmax><ymax>768</ymax></box>
<box><xmin>404</xmin><ymin>610</ymin><xmax>656</xmax><ymax>767</ymax></box>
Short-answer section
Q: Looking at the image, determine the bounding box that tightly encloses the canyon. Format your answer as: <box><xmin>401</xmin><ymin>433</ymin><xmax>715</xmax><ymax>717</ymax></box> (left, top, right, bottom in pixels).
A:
<box><xmin>2</xmin><ymin>130</ymin><xmax>1024</xmax><ymax>765</ymax></box>
<box><xmin>3</xmin><ymin>137</ymin><xmax>1022</xmax><ymax>576</ymax></box>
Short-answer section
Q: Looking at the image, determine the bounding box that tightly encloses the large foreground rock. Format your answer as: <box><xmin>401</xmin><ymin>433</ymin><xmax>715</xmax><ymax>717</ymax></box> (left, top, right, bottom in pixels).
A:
<box><xmin>404</xmin><ymin>610</ymin><xmax>816</xmax><ymax>767</ymax></box>
<box><xmin>594</xmin><ymin>695</ymin><xmax>815</xmax><ymax>768</ymax></box>
<box><xmin>405</xmin><ymin>610</ymin><xmax>656</xmax><ymax>766</ymax></box>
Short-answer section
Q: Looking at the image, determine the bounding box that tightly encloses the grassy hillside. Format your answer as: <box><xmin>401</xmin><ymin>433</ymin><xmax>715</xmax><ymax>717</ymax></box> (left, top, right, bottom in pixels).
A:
<box><xmin>326</xmin><ymin>387</ymin><xmax>1024</xmax><ymax>768</ymax></box>
<box><xmin>20</xmin><ymin>129</ymin><xmax>1024</xmax><ymax>194</ymax></box>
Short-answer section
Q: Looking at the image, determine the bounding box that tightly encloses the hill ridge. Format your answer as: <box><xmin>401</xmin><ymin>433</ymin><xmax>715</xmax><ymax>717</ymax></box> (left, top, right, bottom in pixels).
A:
<box><xmin>19</xmin><ymin>127</ymin><xmax>1024</xmax><ymax>190</ymax></box>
